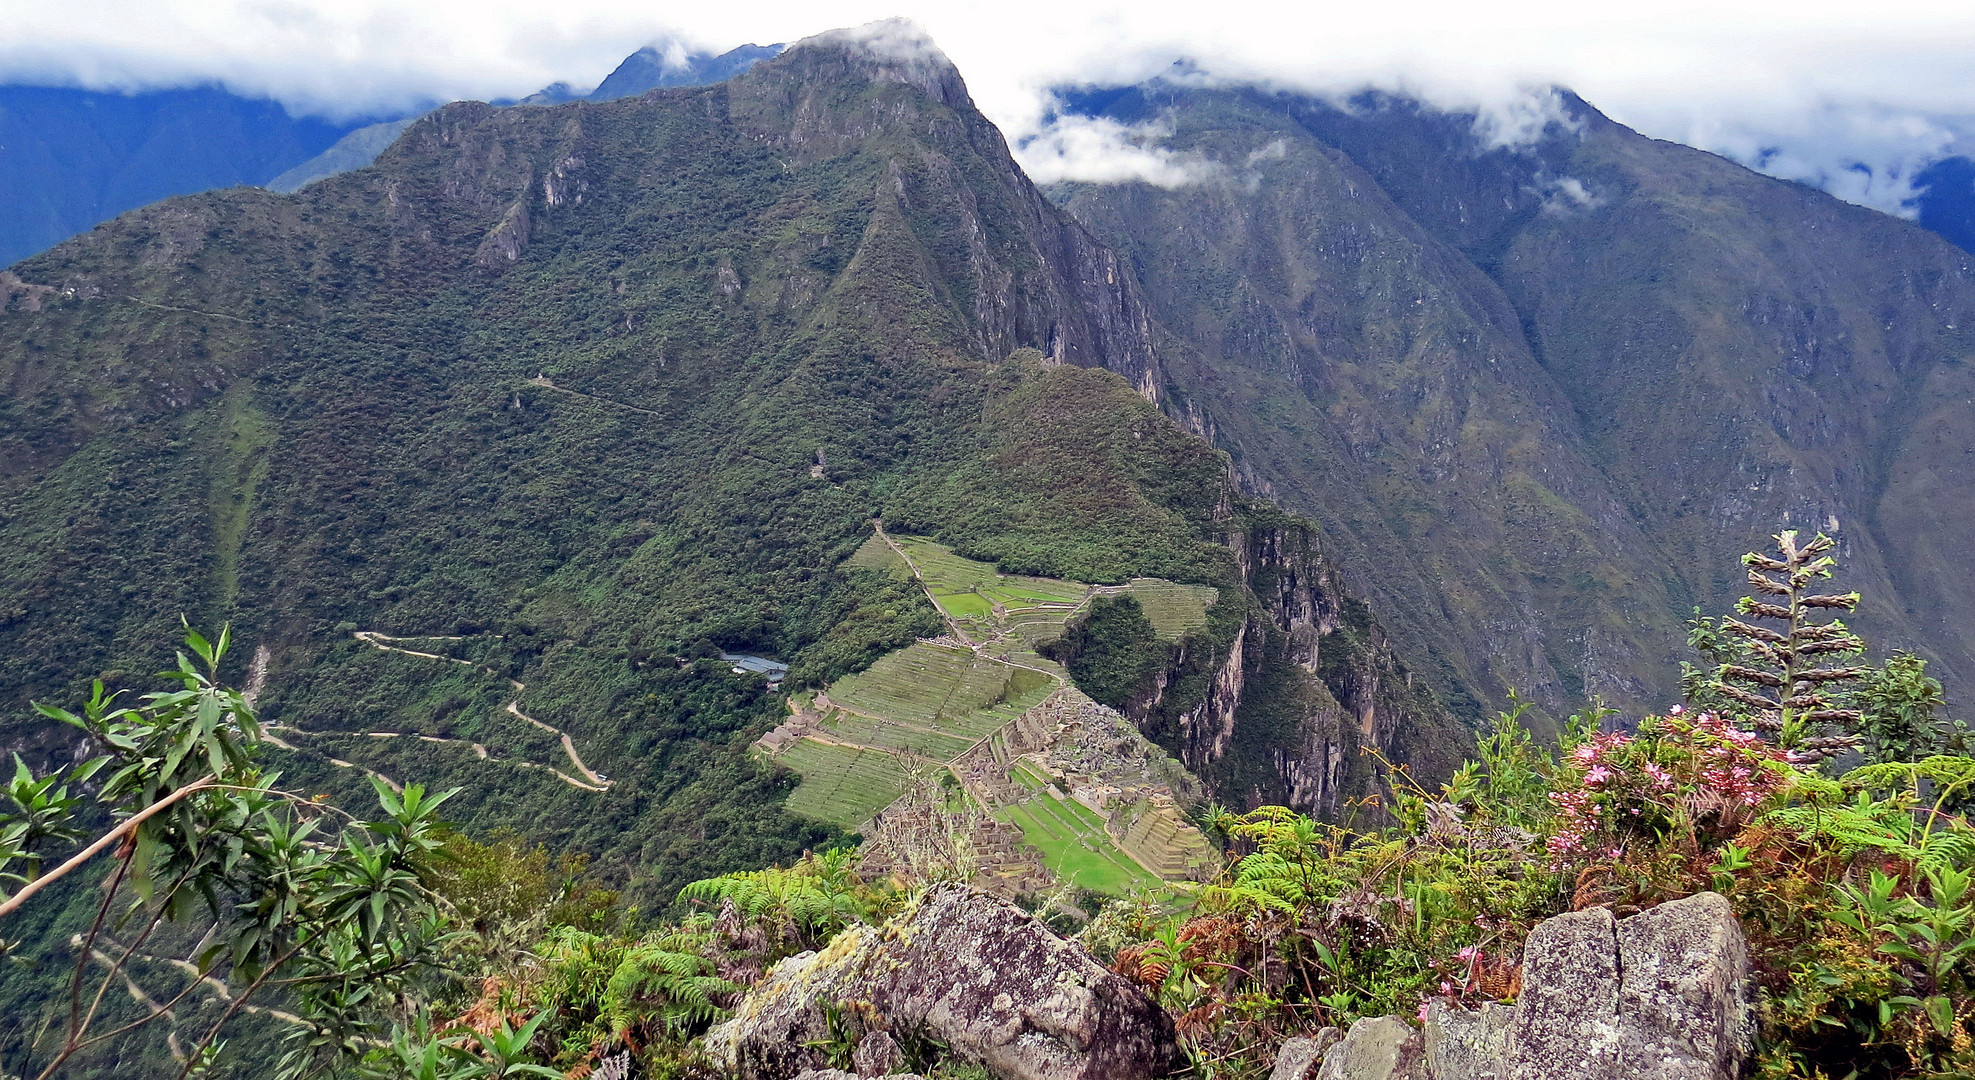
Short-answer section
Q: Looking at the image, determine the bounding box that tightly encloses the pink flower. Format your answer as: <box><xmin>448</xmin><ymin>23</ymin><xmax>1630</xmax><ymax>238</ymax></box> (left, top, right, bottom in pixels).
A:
<box><xmin>1668</xmin><ymin>704</ymin><xmax>1684</xmax><ymax>715</ymax></box>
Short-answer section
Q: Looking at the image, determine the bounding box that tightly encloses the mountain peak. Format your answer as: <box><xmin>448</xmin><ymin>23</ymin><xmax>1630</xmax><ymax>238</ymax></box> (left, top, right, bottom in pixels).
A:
<box><xmin>589</xmin><ymin>40</ymin><xmax>783</xmax><ymax>101</ymax></box>
<box><xmin>784</xmin><ymin>19</ymin><xmax>971</xmax><ymax>110</ymax></box>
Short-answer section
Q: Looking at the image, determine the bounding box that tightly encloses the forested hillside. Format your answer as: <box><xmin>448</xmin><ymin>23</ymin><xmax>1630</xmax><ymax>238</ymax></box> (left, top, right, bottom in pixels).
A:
<box><xmin>0</xmin><ymin>26</ymin><xmax>1453</xmax><ymax>901</ymax></box>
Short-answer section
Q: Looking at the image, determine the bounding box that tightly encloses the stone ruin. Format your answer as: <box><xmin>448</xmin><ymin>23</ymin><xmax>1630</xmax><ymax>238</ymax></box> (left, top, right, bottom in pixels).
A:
<box><xmin>856</xmin><ymin>780</ymin><xmax>1052</xmax><ymax>898</ymax></box>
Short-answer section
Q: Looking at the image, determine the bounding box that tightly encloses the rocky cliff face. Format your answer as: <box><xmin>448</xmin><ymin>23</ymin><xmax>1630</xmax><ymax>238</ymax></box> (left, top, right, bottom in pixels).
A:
<box><xmin>725</xmin><ymin>21</ymin><xmax>1165</xmax><ymax>396</ymax></box>
<box><xmin>1115</xmin><ymin>510</ymin><xmax>1463</xmax><ymax>816</ymax></box>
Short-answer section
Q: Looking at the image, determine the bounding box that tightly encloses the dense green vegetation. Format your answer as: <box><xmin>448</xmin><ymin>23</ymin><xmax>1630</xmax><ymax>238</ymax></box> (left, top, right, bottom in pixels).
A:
<box><xmin>1</xmin><ymin>39</ymin><xmax>1332</xmax><ymax>908</ymax></box>
<box><xmin>4</xmin><ymin>531</ymin><xmax>1956</xmax><ymax>1080</ymax></box>
<box><xmin>1047</xmin><ymin>595</ymin><xmax>1164</xmax><ymax>709</ymax></box>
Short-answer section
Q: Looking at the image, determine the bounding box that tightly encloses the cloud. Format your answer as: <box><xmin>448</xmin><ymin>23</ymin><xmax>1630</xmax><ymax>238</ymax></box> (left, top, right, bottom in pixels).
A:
<box><xmin>1540</xmin><ymin>176</ymin><xmax>1603</xmax><ymax>215</ymax></box>
<box><xmin>7</xmin><ymin>1</ymin><xmax>1975</xmax><ymax>215</ymax></box>
<box><xmin>1471</xmin><ymin>87</ymin><xmax>1583</xmax><ymax>151</ymax></box>
<box><xmin>1016</xmin><ymin>113</ymin><xmax>1228</xmax><ymax>188</ymax></box>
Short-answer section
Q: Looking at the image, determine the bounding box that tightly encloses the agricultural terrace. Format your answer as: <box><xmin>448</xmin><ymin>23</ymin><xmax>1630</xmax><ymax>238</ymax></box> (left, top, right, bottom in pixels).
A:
<box><xmin>761</xmin><ymin>527</ymin><xmax>1220</xmax><ymax>892</ymax></box>
<box><xmin>1119</xmin><ymin>578</ymin><xmax>1219</xmax><ymax>641</ymax></box>
<box><xmin>777</xmin><ymin>739</ymin><xmax>922</xmax><ymax>829</ymax></box>
<box><xmin>843</xmin><ymin>532</ymin><xmax>911</xmax><ymax>578</ymax></box>
<box><xmin>889</xmin><ymin>535</ymin><xmax>1088</xmax><ymax>641</ymax></box>
<box><xmin>829</xmin><ymin>642</ymin><xmax>1053</xmax><ymax>735</ymax></box>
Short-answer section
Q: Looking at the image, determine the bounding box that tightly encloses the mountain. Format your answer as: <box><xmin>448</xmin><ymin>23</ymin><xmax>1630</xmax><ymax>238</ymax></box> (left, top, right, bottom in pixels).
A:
<box><xmin>265</xmin><ymin>116</ymin><xmax>422</xmax><ymax>194</ymax></box>
<box><xmin>1049</xmin><ymin>84</ymin><xmax>1975</xmax><ymax>722</ymax></box>
<box><xmin>0</xmin><ymin>43</ymin><xmax>786</xmax><ymax>261</ymax></box>
<box><xmin>589</xmin><ymin>42</ymin><xmax>785</xmax><ymax>101</ymax></box>
<box><xmin>0</xmin><ymin>24</ymin><xmax>1455</xmax><ymax>901</ymax></box>
<box><xmin>273</xmin><ymin>42</ymin><xmax>786</xmax><ymax>194</ymax></box>
<box><xmin>0</xmin><ymin>84</ymin><xmax>365</xmax><ymax>266</ymax></box>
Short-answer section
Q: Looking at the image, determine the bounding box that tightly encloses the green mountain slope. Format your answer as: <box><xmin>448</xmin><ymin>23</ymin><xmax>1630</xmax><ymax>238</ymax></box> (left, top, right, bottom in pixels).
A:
<box><xmin>0</xmin><ymin>26</ymin><xmax>1455</xmax><ymax>897</ymax></box>
<box><xmin>1052</xmin><ymin>84</ymin><xmax>1975</xmax><ymax>720</ymax></box>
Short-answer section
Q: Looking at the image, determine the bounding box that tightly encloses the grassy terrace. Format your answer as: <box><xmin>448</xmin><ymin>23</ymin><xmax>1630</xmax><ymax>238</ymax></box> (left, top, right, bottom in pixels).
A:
<box><xmin>999</xmin><ymin>789</ymin><xmax>1159</xmax><ymax>895</ymax></box>
<box><xmin>892</xmin><ymin>535</ymin><xmax>1089</xmax><ymax>629</ymax></box>
<box><xmin>1121</xmin><ymin>578</ymin><xmax>1220</xmax><ymax>640</ymax></box>
<box><xmin>844</xmin><ymin>532</ymin><xmax>912</xmax><ymax>577</ymax></box>
<box><xmin>828</xmin><ymin>642</ymin><xmax>1051</xmax><ymax>736</ymax></box>
<box><xmin>777</xmin><ymin>739</ymin><xmax>919</xmax><ymax>830</ymax></box>
<box><xmin>815</xmin><ymin>711</ymin><xmax>974</xmax><ymax>759</ymax></box>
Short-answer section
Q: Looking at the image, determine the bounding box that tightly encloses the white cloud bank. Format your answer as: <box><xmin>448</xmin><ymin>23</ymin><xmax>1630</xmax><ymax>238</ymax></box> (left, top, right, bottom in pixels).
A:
<box><xmin>6</xmin><ymin>0</ymin><xmax>1975</xmax><ymax>215</ymax></box>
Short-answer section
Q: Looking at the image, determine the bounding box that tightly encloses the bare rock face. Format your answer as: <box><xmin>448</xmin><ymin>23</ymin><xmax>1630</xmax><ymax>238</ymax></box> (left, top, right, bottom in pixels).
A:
<box><xmin>704</xmin><ymin>884</ymin><xmax>1183</xmax><ymax>1080</ymax></box>
<box><xmin>1405</xmin><ymin>891</ymin><xmax>1753</xmax><ymax>1080</ymax></box>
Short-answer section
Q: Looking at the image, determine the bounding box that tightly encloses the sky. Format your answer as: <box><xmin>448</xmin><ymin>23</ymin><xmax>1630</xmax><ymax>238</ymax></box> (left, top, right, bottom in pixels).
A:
<box><xmin>5</xmin><ymin>1</ymin><xmax>1975</xmax><ymax>216</ymax></box>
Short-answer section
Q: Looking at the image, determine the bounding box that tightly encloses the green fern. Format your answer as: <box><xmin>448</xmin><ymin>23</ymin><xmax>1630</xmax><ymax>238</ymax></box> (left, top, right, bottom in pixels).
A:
<box><xmin>676</xmin><ymin>849</ymin><xmax>867</xmax><ymax>946</ymax></box>
<box><xmin>600</xmin><ymin>936</ymin><xmax>739</xmax><ymax>1037</ymax></box>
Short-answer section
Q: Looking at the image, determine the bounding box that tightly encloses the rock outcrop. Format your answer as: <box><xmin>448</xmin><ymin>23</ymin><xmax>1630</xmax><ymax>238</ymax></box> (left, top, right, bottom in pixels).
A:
<box><xmin>704</xmin><ymin>884</ymin><xmax>1183</xmax><ymax>1080</ymax></box>
<box><xmin>1269</xmin><ymin>1029</ymin><xmax>1342</xmax><ymax>1080</ymax></box>
<box><xmin>1304</xmin><ymin>892</ymin><xmax>1752</xmax><ymax>1080</ymax></box>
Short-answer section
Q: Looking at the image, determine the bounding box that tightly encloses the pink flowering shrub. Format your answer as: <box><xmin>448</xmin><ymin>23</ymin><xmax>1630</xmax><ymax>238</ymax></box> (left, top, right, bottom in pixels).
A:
<box><xmin>1545</xmin><ymin>709</ymin><xmax>1791</xmax><ymax>868</ymax></box>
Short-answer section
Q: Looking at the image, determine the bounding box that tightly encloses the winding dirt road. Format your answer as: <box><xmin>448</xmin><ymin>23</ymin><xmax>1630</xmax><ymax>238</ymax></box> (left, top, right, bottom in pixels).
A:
<box><xmin>336</xmin><ymin>631</ymin><xmax>611</xmax><ymax>791</ymax></box>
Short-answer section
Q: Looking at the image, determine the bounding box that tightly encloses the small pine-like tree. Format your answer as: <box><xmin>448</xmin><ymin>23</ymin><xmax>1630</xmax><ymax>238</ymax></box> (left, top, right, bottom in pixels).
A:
<box><xmin>1706</xmin><ymin>530</ymin><xmax>1869</xmax><ymax>763</ymax></box>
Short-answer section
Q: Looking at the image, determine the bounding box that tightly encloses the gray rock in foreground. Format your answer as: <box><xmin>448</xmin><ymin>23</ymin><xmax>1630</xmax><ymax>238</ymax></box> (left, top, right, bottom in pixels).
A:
<box><xmin>1317</xmin><ymin>1017</ymin><xmax>1427</xmax><ymax>1080</ymax></box>
<box><xmin>1270</xmin><ymin>1028</ymin><xmax>1342</xmax><ymax>1080</ymax></box>
<box><xmin>1328</xmin><ymin>891</ymin><xmax>1752</xmax><ymax>1080</ymax></box>
<box><xmin>704</xmin><ymin>883</ymin><xmax>1183</xmax><ymax>1080</ymax></box>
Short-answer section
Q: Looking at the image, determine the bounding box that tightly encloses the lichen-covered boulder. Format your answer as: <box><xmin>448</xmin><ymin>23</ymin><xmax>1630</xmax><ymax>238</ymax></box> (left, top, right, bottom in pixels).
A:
<box><xmin>852</xmin><ymin>1029</ymin><xmax>903</xmax><ymax>1077</ymax></box>
<box><xmin>1315</xmin><ymin>1016</ymin><xmax>1428</xmax><ymax>1080</ymax></box>
<box><xmin>703</xmin><ymin>883</ymin><xmax>1183</xmax><ymax>1080</ymax></box>
<box><xmin>1504</xmin><ymin>907</ymin><xmax>1627</xmax><ymax>1077</ymax></box>
<box><xmin>1613</xmin><ymin>890</ymin><xmax>1754</xmax><ymax>1078</ymax></box>
<box><xmin>1421</xmin><ymin>1001</ymin><xmax>1510</xmax><ymax>1080</ymax></box>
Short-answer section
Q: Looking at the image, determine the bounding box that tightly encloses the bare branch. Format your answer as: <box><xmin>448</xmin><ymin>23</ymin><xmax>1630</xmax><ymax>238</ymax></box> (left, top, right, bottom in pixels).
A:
<box><xmin>0</xmin><ymin>778</ymin><xmax>217</xmax><ymax>921</ymax></box>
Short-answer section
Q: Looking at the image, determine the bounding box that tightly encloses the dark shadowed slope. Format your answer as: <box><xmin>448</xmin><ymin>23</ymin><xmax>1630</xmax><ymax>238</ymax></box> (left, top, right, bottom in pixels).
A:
<box><xmin>0</xmin><ymin>85</ymin><xmax>364</xmax><ymax>265</ymax></box>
